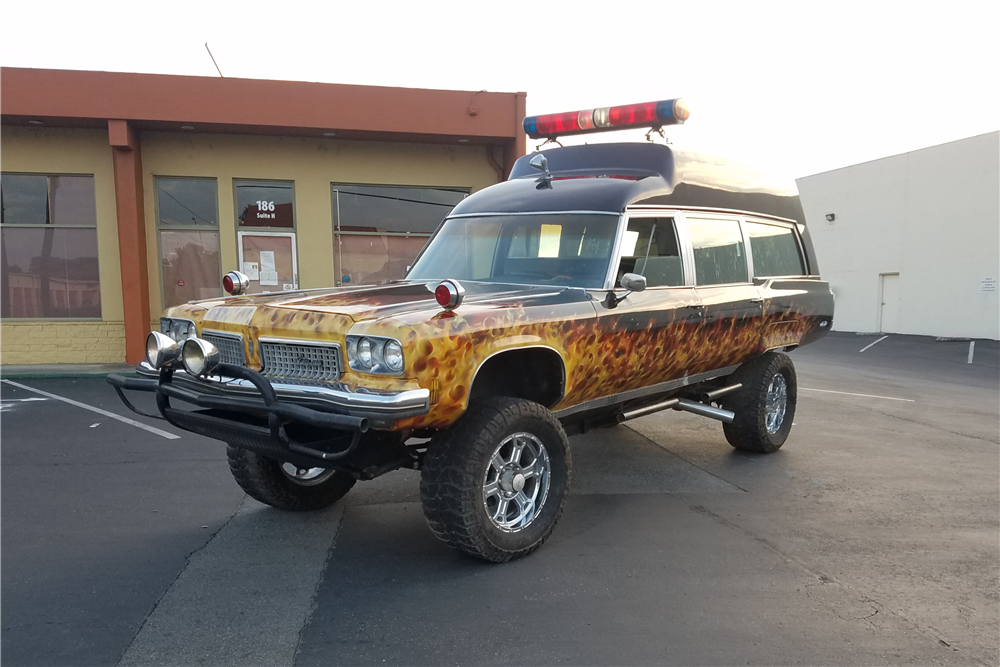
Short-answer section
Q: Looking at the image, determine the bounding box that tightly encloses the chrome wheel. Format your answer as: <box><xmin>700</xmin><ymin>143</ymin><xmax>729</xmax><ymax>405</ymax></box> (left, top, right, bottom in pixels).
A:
<box><xmin>482</xmin><ymin>432</ymin><xmax>551</xmax><ymax>532</ymax></box>
<box><xmin>280</xmin><ymin>463</ymin><xmax>335</xmax><ymax>486</ymax></box>
<box><xmin>764</xmin><ymin>373</ymin><xmax>788</xmax><ymax>434</ymax></box>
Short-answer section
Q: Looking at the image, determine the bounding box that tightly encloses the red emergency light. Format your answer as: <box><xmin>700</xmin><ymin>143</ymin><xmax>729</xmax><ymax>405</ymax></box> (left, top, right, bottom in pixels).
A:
<box><xmin>523</xmin><ymin>99</ymin><xmax>689</xmax><ymax>139</ymax></box>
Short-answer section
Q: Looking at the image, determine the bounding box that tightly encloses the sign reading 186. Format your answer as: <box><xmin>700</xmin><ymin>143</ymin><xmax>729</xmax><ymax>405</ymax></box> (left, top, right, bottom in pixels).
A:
<box><xmin>256</xmin><ymin>201</ymin><xmax>276</xmax><ymax>220</ymax></box>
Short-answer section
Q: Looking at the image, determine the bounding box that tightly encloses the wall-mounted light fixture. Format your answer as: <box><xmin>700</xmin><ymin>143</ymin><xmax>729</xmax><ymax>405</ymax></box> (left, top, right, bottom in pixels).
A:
<box><xmin>181</xmin><ymin>125</ymin><xmax>195</xmax><ymax>130</ymax></box>
<box><xmin>825</xmin><ymin>213</ymin><xmax>836</xmax><ymax>222</ymax></box>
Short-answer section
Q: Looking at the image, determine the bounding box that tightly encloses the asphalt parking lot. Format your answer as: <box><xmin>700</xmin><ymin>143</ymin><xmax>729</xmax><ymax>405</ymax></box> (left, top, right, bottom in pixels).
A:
<box><xmin>2</xmin><ymin>332</ymin><xmax>998</xmax><ymax>667</ymax></box>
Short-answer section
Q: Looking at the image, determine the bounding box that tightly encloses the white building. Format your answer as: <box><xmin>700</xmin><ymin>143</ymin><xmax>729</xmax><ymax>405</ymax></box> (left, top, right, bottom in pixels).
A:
<box><xmin>797</xmin><ymin>131</ymin><xmax>999</xmax><ymax>340</ymax></box>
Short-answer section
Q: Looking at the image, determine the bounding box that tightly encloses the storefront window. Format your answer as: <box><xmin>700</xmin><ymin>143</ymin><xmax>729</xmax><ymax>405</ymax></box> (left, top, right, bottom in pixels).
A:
<box><xmin>332</xmin><ymin>184</ymin><xmax>467</xmax><ymax>285</ymax></box>
<box><xmin>156</xmin><ymin>178</ymin><xmax>222</xmax><ymax>307</ymax></box>
<box><xmin>1</xmin><ymin>174</ymin><xmax>101</xmax><ymax>318</ymax></box>
<box><xmin>236</xmin><ymin>180</ymin><xmax>294</xmax><ymax>229</ymax></box>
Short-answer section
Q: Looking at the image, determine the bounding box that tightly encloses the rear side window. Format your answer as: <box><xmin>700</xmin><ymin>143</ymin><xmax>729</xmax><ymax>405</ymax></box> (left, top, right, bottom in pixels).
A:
<box><xmin>746</xmin><ymin>222</ymin><xmax>805</xmax><ymax>277</ymax></box>
<box><xmin>617</xmin><ymin>217</ymin><xmax>684</xmax><ymax>287</ymax></box>
<box><xmin>687</xmin><ymin>217</ymin><xmax>748</xmax><ymax>285</ymax></box>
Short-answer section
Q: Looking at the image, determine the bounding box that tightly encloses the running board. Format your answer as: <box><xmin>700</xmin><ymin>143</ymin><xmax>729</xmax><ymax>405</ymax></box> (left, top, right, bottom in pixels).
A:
<box><xmin>616</xmin><ymin>383</ymin><xmax>741</xmax><ymax>424</ymax></box>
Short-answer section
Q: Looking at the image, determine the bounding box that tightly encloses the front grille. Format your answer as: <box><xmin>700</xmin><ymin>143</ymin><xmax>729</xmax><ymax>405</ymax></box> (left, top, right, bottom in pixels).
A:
<box><xmin>259</xmin><ymin>340</ymin><xmax>342</xmax><ymax>382</ymax></box>
<box><xmin>202</xmin><ymin>331</ymin><xmax>246</xmax><ymax>366</ymax></box>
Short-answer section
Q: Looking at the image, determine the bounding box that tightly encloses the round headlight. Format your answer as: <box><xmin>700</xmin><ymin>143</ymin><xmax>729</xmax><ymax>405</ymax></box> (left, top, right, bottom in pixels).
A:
<box><xmin>181</xmin><ymin>338</ymin><xmax>220</xmax><ymax>377</ymax></box>
<box><xmin>357</xmin><ymin>338</ymin><xmax>373</xmax><ymax>368</ymax></box>
<box><xmin>383</xmin><ymin>340</ymin><xmax>404</xmax><ymax>372</ymax></box>
<box><xmin>146</xmin><ymin>331</ymin><xmax>179</xmax><ymax>369</ymax></box>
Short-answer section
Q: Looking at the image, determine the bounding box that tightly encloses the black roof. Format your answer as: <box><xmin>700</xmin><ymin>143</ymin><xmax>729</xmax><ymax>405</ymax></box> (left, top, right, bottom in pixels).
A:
<box><xmin>450</xmin><ymin>143</ymin><xmax>805</xmax><ymax>226</ymax></box>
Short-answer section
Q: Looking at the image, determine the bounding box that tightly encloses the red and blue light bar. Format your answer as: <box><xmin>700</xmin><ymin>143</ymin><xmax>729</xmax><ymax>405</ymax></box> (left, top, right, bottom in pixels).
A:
<box><xmin>523</xmin><ymin>99</ymin><xmax>689</xmax><ymax>139</ymax></box>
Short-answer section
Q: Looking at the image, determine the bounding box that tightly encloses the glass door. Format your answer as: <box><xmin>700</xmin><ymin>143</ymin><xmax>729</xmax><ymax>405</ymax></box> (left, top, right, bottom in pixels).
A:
<box><xmin>237</xmin><ymin>231</ymin><xmax>298</xmax><ymax>293</ymax></box>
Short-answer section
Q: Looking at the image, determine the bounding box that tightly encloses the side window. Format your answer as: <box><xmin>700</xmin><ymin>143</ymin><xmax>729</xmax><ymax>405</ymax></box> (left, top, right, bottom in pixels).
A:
<box><xmin>746</xmin><ymin>221</ymin><xmax>805</xmax><ymax>277</ymax></box>
<box><xmin>687</xmin><ymin>217</ymin><xmax>748</xmax><ymax>286</ymax></box>
<box><xmin>616</xmin><ymin>217</ymin><xmax>683</xmax><ymax>287</ymax></box>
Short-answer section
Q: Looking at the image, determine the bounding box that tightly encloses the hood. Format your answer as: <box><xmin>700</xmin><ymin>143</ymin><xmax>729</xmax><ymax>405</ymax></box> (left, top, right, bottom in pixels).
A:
<box><xmin>181</xmin><ymin>281</ymin><xmax>593</xmax><ymax>324</ymax></box>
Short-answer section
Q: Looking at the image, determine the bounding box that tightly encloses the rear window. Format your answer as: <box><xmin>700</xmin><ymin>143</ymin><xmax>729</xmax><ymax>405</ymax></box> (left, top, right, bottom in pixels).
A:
<box><xmin>746</xmin><ymin>222</ymin><xmax>805</xmax><ymax>277</ymax></box>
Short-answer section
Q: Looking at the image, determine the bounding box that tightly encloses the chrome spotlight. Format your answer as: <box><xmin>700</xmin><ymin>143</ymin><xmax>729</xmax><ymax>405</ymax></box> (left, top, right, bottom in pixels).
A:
<box><xmin>181</xmin><ymin>338</ymin><xmax>220</xmax><ymax>376</ymax></box>
<box><xmin>146</xmin><ymin>331</ymin><xmax>180</xmax><ymax>369</ymax></box>
<box><xmin>223</xmin><ymin>271</ymin><xmax>250</xmax><ymax>296</ymax></box>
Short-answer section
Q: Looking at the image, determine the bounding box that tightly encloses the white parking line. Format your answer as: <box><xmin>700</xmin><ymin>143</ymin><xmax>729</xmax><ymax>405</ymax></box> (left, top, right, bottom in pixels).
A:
<box><xmin>968</xmin><ymin>340</ymin><xmax>975</xmax><ymax>364</ymax></box>
<box><xmin>800</xmin><ymin>387</ymin><xmax>915</xmax><ymax>402</ymax></box>
<box><xmin>859</xmin><ymin>335</ymin><xmax>889</xmax><ymax>353</ymax></box>
<box><xmin>1</xmin><ymin>379</ymin><xmax>180</xmax><ymax>439</ymax></box>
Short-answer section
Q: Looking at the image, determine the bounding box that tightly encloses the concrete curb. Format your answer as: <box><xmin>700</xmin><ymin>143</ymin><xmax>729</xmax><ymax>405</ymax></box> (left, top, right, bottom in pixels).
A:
<box><xmin>0</xmin><ymin>363</ymin><xmax>133</xmax><ymax>378</ymax></box>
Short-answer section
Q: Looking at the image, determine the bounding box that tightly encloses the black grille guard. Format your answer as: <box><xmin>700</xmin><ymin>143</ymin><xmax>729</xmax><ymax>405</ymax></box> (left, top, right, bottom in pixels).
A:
<box><xmin>108</xmin><ymin>364</ymin><xmax>380</xmax><ymax>463</ymax></box>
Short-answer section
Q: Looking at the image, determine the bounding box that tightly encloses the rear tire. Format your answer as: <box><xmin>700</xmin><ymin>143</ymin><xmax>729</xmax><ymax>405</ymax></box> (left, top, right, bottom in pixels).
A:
<box><xmin>721</xmin><ymin>352</ymin><xmax>797</xmax><ymax>453</ymax></box>
<box><xmin>420</xmin><ymin>397</ymin><xmax>571</xmax><ymax>563</ymax></box>
<box><xmin>227</xmin><ymin>446</ymin><xmax>355</xmax><ymax>511</ymax></box>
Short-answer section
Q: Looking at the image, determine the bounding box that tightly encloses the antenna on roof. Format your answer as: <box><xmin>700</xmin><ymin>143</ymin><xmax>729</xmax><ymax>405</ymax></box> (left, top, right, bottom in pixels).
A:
<box><xmin>205</xmin><ymin>43</ymin><xmax>224</xmax><ymax>77</ymax></box>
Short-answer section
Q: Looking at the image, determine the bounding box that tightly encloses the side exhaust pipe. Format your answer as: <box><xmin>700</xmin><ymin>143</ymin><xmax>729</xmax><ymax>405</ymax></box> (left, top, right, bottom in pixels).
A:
<box><xmin>673</xmin><ymin>398</ymin><xmax>735</xmax><ymax>424</ymax></box>
<box><xmin>616</xmin><ymin>383</ymin><xmax>741</xmax><ymax>424</ymax></box>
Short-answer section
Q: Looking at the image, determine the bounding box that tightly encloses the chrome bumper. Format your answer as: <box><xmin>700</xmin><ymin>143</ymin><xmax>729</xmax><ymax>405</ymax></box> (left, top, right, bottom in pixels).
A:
<box><xmin>133</xmin><ymin>361</ymin><xmax>430</xmax><ymax>424</ymax></box>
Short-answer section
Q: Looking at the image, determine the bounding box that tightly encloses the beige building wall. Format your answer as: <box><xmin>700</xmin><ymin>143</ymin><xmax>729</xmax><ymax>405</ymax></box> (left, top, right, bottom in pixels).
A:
<box><xmin>2</xmin><ymin>127</ymin><xmax>502</xmax><ymax>363</ymax></box>
<box><xmin>140</xmin><ymin>132</ymin><xmax>501</xmax><ymax>315</ymax></box>
<box><xmin>0</xmin><ymin>126</ymin><xmax>126</xmax><ymax>363</ymax></box>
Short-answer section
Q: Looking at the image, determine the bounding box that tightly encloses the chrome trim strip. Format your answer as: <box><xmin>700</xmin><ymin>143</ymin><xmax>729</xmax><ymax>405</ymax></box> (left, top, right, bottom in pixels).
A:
<box><xmin>257</xmin><ymin>336</ymin><xmax>340</xmax><ymax>347</ymax></box>
<box><xmin>447</xmin><ymin>210</ymin><xmax>621</xmax><ymax>219</ymax></box>
<box><xmin>132</xmin><ymin>362</ymin><xmax>428</xmax><ymax>418</ymax></box>
<box><xmin>553</xmin><ymin>365</ymin><xmax>741</xmax><ymax>419</ymax></box>
<box><xmin>626</xmin><ymin>205</ymin><xmax>799</xmax><ymax>226</ymax></box>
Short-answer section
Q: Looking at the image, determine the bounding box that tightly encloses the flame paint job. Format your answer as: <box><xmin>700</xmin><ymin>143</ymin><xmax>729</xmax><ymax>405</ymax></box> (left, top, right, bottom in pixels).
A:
<box><xmin>164</xmin><ymin>277</ymin><xmax>832</xmax><ymax>431</ymax></box>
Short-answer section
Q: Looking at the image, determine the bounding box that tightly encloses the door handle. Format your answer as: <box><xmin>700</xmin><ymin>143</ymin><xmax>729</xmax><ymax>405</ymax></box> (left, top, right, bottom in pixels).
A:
<box><xmin>749</xmin><ymin>297</ymin><xmax>764</xmax><ymax>304</ymax></box>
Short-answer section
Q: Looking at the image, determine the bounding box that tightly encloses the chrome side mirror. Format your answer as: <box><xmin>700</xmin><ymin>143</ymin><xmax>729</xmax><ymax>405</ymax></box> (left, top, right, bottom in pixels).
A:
<box><xmin>620</xmin><ymin>273</ymin><xmax>647</xmax><ymax>292</ymax></box>
<box><xmin>603</xmin><ymin>273</ymin><xmax>647</xmax><ymax>309</ymax></box>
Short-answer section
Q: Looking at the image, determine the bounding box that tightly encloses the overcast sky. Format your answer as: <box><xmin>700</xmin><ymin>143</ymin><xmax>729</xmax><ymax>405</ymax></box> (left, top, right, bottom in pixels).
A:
<box><xmin>2</xmin><ymin>0</ymin><xmax>997</xmax><ymax>179</ymax></box>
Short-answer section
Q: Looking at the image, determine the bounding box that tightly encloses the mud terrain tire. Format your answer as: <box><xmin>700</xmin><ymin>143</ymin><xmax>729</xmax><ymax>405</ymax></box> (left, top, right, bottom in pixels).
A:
<box><xmin>722</xmin><ymin>352</ymin><xmax>797</xmax><ymax>453</ymax></box>
<box><xmin>420</xmin><ymin>397</ymin><xmax>571</xmax><ymax>562</ymax></box>
<box><xmin>227</xmin><ymin>446</ymin><xmax>355</xmax><ymax>510</ymax></box>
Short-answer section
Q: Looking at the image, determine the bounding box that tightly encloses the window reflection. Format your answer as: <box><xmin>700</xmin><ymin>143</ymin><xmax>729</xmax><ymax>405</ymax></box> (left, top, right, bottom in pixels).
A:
<box><xmin>0</xmin><ymin>227</ymin><xmax>101</xmax><ymax>318</ymax></box>
<box><xmin>746</xmin><ymin>222</ymin><xmax>804</xmax><ymax>277</ymax></box>
<box><xmin>688</xmin><ymin>218</ymin><xmax>748</xmax><ymax>286</ymax></box>
<box><xmin>1</xmin><ymin>173</ymin><xmax>101</xmax><ymax>319</ymax></box>
<box><xmin>161</xmin><ymin>231</ymin><xmax>221</xmax><ymax>306</ymax></box>
<box><xmin>157</xmin><ymin>179</ymin><xmax>218</xmax><ymax>226</ymax></box>
<box><xmin>332</xmin><ymin>184</ymin><xmax>467</xmax><ymax>285</ymax></box>
<box><xmin>236</xmin><ymin>181</ymin><xmax>294</xmax><ymax>228</ymax></box>
<box><xmin>156</xmin><ymin>178</ymin><xmax>221</xmax><ymax>308</ymax></box>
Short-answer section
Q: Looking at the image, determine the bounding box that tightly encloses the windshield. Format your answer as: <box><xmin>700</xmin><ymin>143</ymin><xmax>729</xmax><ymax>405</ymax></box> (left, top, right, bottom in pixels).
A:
<box><xmin>406</xmin><ymin>213</ymin><xmax>620</xmax><ymax>289</ymax></box>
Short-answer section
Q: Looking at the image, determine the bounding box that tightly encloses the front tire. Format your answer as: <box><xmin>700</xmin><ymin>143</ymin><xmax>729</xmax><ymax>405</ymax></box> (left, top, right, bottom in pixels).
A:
<box><xmin>227</xmin><ymin>446</ymin><xmax>356</xmax><ymax>511</ymax></box>
<box><xmin>420</xmin><ymin>397</ymin><xmax>571</xmax><ymax>562</ymax></box>
<box><xmin>722</xmin><ymin>352</ymin><xmax>797</xmax><ymax>453</ymax></box>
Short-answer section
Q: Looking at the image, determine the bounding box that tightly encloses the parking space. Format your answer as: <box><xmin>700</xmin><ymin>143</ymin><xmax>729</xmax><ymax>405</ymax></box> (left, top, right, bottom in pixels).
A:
<box><xmin>2</xmin><ymin>332</ymin><xmax>997</xmax><ymax>666</ymax></box>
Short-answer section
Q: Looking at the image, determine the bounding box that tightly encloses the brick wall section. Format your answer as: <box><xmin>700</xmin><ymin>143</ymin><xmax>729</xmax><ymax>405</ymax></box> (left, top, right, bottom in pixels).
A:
<box><xmin>1</xmin><ymin>321</ymin><xmax>128</xmax><ymax>364</ymax></box>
